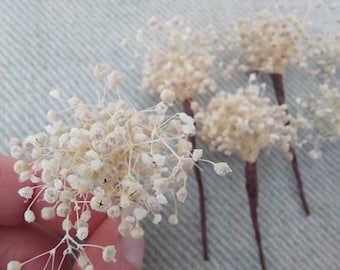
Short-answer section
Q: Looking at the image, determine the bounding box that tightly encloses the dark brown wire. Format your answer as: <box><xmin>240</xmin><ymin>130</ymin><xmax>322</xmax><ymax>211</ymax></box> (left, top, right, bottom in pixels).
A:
<box><xmin>183</xmin><ymin>99</ymin><xmax>209</xmax><ymax>260</ymax></box>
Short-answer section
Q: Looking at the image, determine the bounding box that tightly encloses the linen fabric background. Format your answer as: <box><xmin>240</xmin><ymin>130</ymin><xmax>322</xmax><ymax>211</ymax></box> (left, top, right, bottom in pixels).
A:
<box><xmin>0</xmin><ymin>0</ymin><xmax>339</xmax><ymax>269</ymax></box>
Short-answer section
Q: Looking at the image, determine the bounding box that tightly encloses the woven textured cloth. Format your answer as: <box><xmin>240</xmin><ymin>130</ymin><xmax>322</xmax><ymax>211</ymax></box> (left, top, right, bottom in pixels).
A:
<box><xmin>0</xmin><ymin>0</ymin><xmax>339</xmax><ymax>269</ymax></box>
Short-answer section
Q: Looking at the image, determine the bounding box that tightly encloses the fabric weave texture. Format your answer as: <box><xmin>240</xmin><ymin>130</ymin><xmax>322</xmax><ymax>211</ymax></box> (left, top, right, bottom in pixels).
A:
<box><xmin>0</xmin><ymin>1</ymin><xmax>339</xmax><ymax>269</ymax></box>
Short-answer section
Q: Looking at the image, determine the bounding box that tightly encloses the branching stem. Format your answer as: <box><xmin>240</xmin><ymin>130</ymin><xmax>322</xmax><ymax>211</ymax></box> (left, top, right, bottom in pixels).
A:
<box><xmin>270</xmin><ymin>73</ymin><xmax>310</xmax><ymax>216</ymax></box>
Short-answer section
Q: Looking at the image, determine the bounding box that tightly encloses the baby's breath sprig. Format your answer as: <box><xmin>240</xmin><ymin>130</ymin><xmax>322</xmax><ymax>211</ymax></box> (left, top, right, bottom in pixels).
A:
<box><xmin>140</xmin><ymin>15</ymin><xmax>218</xmax><ymax>101</ymax></box>
<box><xmin>7</xmin><ymin>66</ymin><xmax>229</xmax><ymax>269</ymax></box>
<box><xmin>195</xmin><ymin>76</ymin><xmax>297</xmax><ymax>270</ymax></box>
<box><xmin>137</xmin><ymin>15</ymin><xmax>219</xmax><ymax>260</ymax></box>
<box><xmin>221</xmin><ymin>4</ymin><xmax>327</xmax><ymax>215</ymax></box>
<box><xmin>293</xmin><ymin>83</ymin><xmax>340</xmax><ymax>159</ymax></box>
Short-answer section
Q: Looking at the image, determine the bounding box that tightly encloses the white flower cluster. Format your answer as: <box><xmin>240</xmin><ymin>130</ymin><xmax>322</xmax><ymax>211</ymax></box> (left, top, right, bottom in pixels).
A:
<box><xmin>196</xmin><ymin>77</ymin><xmax>296</xmax><ymax>163</ymax></box>
<box><xmin>223</xmin><ymin>9</ymin><xmax>311</xmax><ymax>74</ymax></box>
<box><xmin>221</xmin><ymin>2</ymin><xmax>340</xmax><ymax>81</ymax></box>
<box><xmin>139</xmin><ymin>15</ymin><xmax>218</xmax><ymax>101</ymax></box>
<box><xmin>294</xmin><ymin>84</ymin><xmax>340</xmax><ymax>158</ymax></box>
<box><xmin>310</xmin><ymin>34</ymin><xmax>339</xmax><ymax>83</ymax></box>
<box><xmin>8</xmin><ymin>69</ymin><xmax>229</xmax><ymax>269</ymax></box>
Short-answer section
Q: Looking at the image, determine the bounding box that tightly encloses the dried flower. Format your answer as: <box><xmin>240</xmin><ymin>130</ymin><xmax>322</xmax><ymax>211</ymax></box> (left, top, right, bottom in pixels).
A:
<box><xmin>102</xmin><ymin>246</ymin><xmax>117</xmax><ymax>263</ymax></box>
<box><xmin>93</xmin><ymin>64</ymin><xmax>110</xmax><ymax>78</ymax></box>
<box><xmin>198</xmin><ymin>79</ymin><xmax>296</xmax><ymax>163</ymax></box>
<box><xmin>136</xmin><ymin>16</ymin><xmax>221</xmax><ymax>260</ymax></box>
<box><xmin>140</xmin><ymin>16</ymin><xmax>218</xmax><ymax>101</ymax></box>
<box><xmin>6</xmin><ymin>261</ymin><xmax>22</xmax><ymax>270</ymax></box>
<box><xmin>8</xmin><ymin>68</ymin><xmax>227</xmax><ymax>269</ymax></box>
<box><xmin>294</xmin><ymin>84</ymin><xmax>340</xmax><ymax>157</ymax></box>
<box><xmin>223</xmin><ymin>9</ymin><xmax>311</xmax><ymax>74</ymax></box>
<box><xmin>195</xmin><ymin>77</ymin><xmax>297</xmax><ymax>270</ymax></box>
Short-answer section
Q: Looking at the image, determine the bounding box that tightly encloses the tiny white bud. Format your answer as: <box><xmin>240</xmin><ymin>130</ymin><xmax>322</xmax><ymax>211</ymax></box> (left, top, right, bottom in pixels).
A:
<box><xmin>77</xmin><ymin>164</ymin><xmax>91</xmax><ymax>178</ymax></box>
<box><xmin>118</xmin><ymin>221</ymin><xmax>133</xmax><ymax>236</ymax></box>
<box><xmin>124</xmin><ymin>216</ymin><xmax>136</xmax><ymax>223</ymax></box>
<box><xmin>85</xmin><ymin>265</ymin><xmax>94</xmax><ymax>270</ymax></box>
<box><xmin>102</xmin><ymin>246</ymin><xmax>117</xmax><ymax>263</ymax></box>
<box><xmin>18</xmin><ymin>186</ymin><xmax>34</xmax><ymax>200</ymax></box>
<box><xmin>308</xmin><ymin>150</ymin><xmax>322</xmax><ymax>159</ymax></box>
<box><xmin>146</xmin><ymin>196</ymin><xmax>161</xmax><ymax>213</ymax></box>
<box><xmin>156</xmin><ymin>193</ymin><xmax>168</xmax><ymax>204</ymax></box>
<box><xmin>120</xmin><ymin>193</ymin><xmax>131</xmax><ymax>208</ymax></box>
<box><xmin>13</xmin><ymin>160</ymin><xmax>28</xmax><ymax>174</ymax></box>
<box><xmin>90</xmin><ymin>159</ymin><xmax>103</xmax><ymax>171</ymax></box>
<box><xmin>107</xmin><ymin>205</ymin><xmax>121</xmax><ymax>218</ymax></box>
<box><xmin>10</xmin><ymin>145</ymin><xmax>25</xmax><ymax>159</ymax></box>
<box><xmin>152</xmin><ymin>214</ymin><xmax>162</xmax><ymax>224</ymax></box>
<box><xmin>76</xmin><ymin>227</ymin><xmax>89</xmax><ymax>240</ymax></box>
<box><xmin>47</xmin><ymin>110</ymin><xmax>59</xmax><ymax>122</ymax></box>
<box><xmin>19</xmin><ymin>170</ymin><xmax>32</xmax><ymax>182</ymax></box>
<box><xmin>49</xmin><ymin>89</ymin><xmax>61</xmax><ymax>99</ymax></box>
<box><xmin>62</xmin><ymin>218</ymin><xmax>72</xmax><ymax>231</ymax></box>
<box><xmin>182</xmin><ymin>123</ymin><xmax>196</xmax><ymax>136</ymax></box>
<box><xmin>192</xmin><ymin>149</ymin><xmax>203</xmax><ymax>161</ymax></box>
<box><xmin>179</xmin><ymin>113</ymin><xmax>194</xmax><ymax>125</ymax></box>
<box><xmin>133</xmin><ymin>208</ymin><xmax>148</xmax><ymax>220</ymax></box>
<box><xmin>168</xmin><ymin>214</ymin><xmax>178</xmax><ymax>225</ymax></box>
<box><xmin>93</xmin><ymin>64</ymin><xmax>109</xmax><ymax>78</ymax></box>
<box><xmin>30</xmin><ymin>175</ymin><xmax>41</xmax><ymax>183</ymax></box>
<box><xmin>249</xmin><ymin>73</ymin><xmax>257</xmax><ymax>83</ymax></box>
<box><xmin>182</xmin><ymin>159</ymin><xmax>194</xmax><ymax>170</ymax></box>
<box><xmin>60</xmin><ymin>190</ymin><xmax>74</xmax><ymax>202</ymax></box>
<box><xmin>153</xmin><ymin>178</ymin><xmax>168</xmax><ymax>192</ymax></box>
<box><xmin>56</xmin><ymin>202</ymin><xmax>70</xmax><ymax>217</ymax></box>
<box><xmin>130</xmin><ymin>226</ymin><xmax>144</xmax><ymax>239</ymax></box>
<box><xmin>213</xmin><ymin>162</ymin><xmax>232</xmax><ymax>175</ymax></box>
<box><xmin>9</xmin><ymin>138</ymin><xmax>21</xmax><ymax>147</ymax></box>
<box><xmin>43</xmin><ymin>188</ymin><xmax>59</xmax><ymax>203</ymax></box>
<box><xmin>24</xmin><ymin>209</ymin><xmax>35</xmax><ymax>223</ymax></box>
<box><xmin>160</xmin><ymin>89</ymin><xmax>176</xmax><ymax>105</ymax></box>
<box><xmin>77</xmin><ymin>255</ymin><xmax>89</xmax><ymax>268</ymax></box>
<box><xmin>107</xmin><ymin>70</ymin><xmax>121</xmax><ymax>89</ymax></box>
<box><xmin>176</xmin><ymin>186</ymin><xmax>187</xmax><ymax>203</ymax></box>
<box><xmin>148</xmin><ymin>16</ymin><xmax>158</xmax><ymax>28</ymax></box>
<box><xmin>90</xmin><ymin>196</ymin><xmax>110</xmax><ymax>212</ymax></box>
<box><xmin>41</xmin><ymin>207</ymin><xmax>55</xmax><ymax>220</ymax></box>
<box><xmin>7</xmin><ymin>261</ymin><xmax>22</xmax><ymax>270</ymax></box>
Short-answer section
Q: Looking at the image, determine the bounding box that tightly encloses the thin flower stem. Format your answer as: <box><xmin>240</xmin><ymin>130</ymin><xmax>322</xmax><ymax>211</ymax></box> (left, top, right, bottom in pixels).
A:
<box><xmin>245</xmin><ymin>161</ymin><xmax>266</xmax><ymax>270</ymax></box>
<box><xmin>270</xmin><ymin>73</ymin><xmax>285</xmax><ymax>106</ymax></box>
<box><xmin>290</xmin><ymin>147</ymin><xmax>310</xmax><ymax>215</ymax></box>
<box><xmin>270</xmin><ymin>73</ymin><xmax>310</xmax><ymax>216</ymax></box>
<box><xmin>182</xmin><ymin>99</ymin><xmax>209</xmax><ymax>261</ymax></box>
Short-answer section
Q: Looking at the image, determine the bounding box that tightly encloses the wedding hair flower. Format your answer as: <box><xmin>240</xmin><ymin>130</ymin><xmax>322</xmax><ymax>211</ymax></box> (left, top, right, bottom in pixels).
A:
<box><xmin>195</xmin><ymin>76</ymin><xmax>297</xmax><ymax>270</ymax></box>
<box><xmin>139</xmin><ymin>15</ymin><xmax>218</xmax><ymax>101</ymax></box>
<box><xmin>223</xmin><ymin>9</ymin><xmax>308</xmax><ymax>74</ymax></box>
<box><xmin>8</xmin><ymin>67</ymin><xmax>228</xmax><ymax>269</ymax></box>
<box><xmin>220</xmin><ymin>4</ymin><xmax>331</xmax><ymax>216</ymax></box>
<box><xmin>197</xmin><ymin>79</ymin><xmax>296</xmax><ymax>163</ymax></box>
<box><xmin>134</xmin><ymin>15</ymin><xmax>222</xmax><ymax>260</ymax></box>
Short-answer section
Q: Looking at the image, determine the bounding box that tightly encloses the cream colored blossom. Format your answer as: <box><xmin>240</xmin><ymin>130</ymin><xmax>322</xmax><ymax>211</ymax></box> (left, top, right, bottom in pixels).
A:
<box><xmin>140</xmin><ymin>16</ymin><xmax>218</xmax><ymax>101</ymax></box>
<box><xmin>197</xmin><ymin>78</ymin><xmax>296</xmax><ymax>163</ymax></box>
<box><xmin>9</xmin><ymin>68</ymin><xmax>228</xmax><ymax>269</ymax></box>
<box><xmin>294</xmin><ymin>84</ymin><xmax>340</xmax><ymax>158</ymax></box>
<box><xmin>223</xmin><ymin>9</ymin><xmax>312</xmax><ymax>74</ymax></box>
